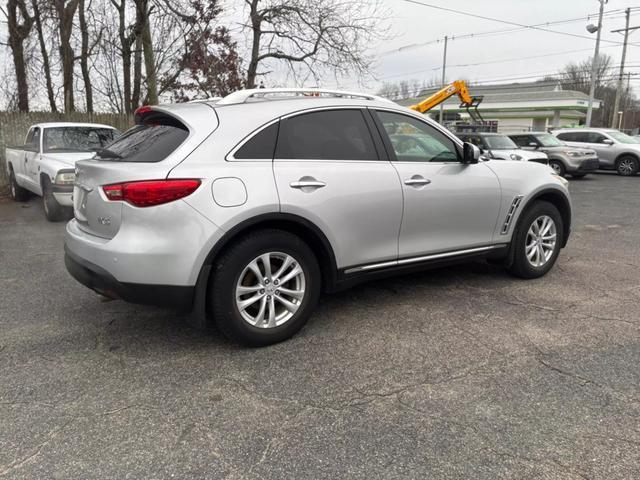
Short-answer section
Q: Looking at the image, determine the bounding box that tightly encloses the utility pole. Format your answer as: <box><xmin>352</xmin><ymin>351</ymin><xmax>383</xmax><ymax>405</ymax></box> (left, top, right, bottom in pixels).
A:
<box><xmin>611</xmin><ymin>8</ymin><xmax>639</xmax><ymax>128</ymax></box>
<box><xmin>586</xmin><ymin>0</ymin><xmax>607</xmax><ymax>127</ymax></box>
<box><xmin>439</xmin><ymin>35</ymin><xmax>448</xmax><ymax>125</ymax></box>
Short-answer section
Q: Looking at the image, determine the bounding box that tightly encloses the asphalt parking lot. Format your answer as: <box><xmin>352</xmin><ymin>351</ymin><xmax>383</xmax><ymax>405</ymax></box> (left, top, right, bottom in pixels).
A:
<box><xmin>1</xmin><ymin>172</ymin><xmax>640</xmax><ymax>479</ymax></box>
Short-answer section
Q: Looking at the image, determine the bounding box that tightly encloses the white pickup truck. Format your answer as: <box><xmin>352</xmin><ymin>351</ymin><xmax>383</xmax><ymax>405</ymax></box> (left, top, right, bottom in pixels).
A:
<box><xmin>5</xmin><ymin>122</ymin><xmax>118</xmax><ymax>221</ymax></box>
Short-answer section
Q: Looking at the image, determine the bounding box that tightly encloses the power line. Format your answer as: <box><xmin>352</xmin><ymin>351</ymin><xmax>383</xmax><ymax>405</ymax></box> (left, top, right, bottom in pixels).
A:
<box><xmin>379</xmin><ymin>10</ymin><xmax>630</xmax><ymax>57</ymax></box>
<box><xmin>375</xmin><ymin>44</ymin><xmax>630</xmax><ymax>83</ymax></box>
<box><xmin>400</xmin><ymin>0</ymin><xmax>636</xmax><ymax>47</ymax></box>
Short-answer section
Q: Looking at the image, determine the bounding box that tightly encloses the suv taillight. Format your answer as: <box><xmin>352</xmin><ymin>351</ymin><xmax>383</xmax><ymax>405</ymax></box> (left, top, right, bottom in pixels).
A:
<box><xmin>103</xmin><ymin>179</ymin><xmax>201</xmax><ymax>207</ymax></box>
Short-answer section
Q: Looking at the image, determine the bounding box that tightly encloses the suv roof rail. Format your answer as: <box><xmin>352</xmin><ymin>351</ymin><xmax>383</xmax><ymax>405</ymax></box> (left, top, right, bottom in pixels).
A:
<box><xmin>217</xmin><ymin>88</ymin><xmax>394</xmax><ymax>106</ymax></box>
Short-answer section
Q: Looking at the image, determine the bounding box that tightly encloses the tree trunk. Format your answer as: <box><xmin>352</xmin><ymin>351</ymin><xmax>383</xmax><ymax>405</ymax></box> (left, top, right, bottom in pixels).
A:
<box><xmin>112</xmin><ymin>0</ymin><xmax>132</xmax><ymax>113</ymax></box>
<box><xmin>54</xmin><ymin>0</ymin><xmax>80</xmax><ymax>112</ymax></box>
<box><xmin>6</xmin><ymin>0</ymin><xmax>33</xmax><ymax>112</ymax></box>
<box><xmin>138</xmin><ymin>0</ymin><xmax>157</xmax><ymax>104</ymax></box>
<box><xmin>31</xmin><ymin>0</ymin><xmax>56</xmax><ymax>112</ymax></box>
<box><xmin>131</xmin><ymin>34</ymin><xmax>142</xmax><ymax>110</ymax></box>
<box><xmin>78</xmin><ymin>0</ymin><xmax>92</xmax><ymax>112</ymax></box>
<box><xmin>246</xmin><ymin>0</ymin><xmax>261</xmax><ymax>88</ymax></box>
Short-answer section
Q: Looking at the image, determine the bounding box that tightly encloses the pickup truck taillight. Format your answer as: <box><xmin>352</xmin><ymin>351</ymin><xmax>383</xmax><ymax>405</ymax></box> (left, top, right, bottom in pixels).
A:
<box><xmin>102</xmin><ymin>179</ymin><xmax>201</xmax><ymax>207</ymax></box>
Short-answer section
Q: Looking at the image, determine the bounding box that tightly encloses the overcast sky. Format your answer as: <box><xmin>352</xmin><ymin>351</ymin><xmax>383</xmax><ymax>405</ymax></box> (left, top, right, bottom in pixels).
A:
<box><xmin>279</xmin><ymin>0</ymin><xmax>640</xmax><ymax>94</ymax></box>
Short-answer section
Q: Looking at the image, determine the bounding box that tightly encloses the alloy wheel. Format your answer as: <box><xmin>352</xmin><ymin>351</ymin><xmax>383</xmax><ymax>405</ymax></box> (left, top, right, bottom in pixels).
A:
<box><xmin>235</xmin><ymin>252</ymin><xmax>306</xmax><ymax>328</ymax></box>
<box><xmin>550</xmin><ymin>162</ymin><xmax>562</xmax><ymax>174</ymax></box>
<box><xmin>525</xmin><ymin>215</ymin><xmax>557</xmax><ymax>268</ymax></box>
<box><xmin>618</xmin><ymin>158</ymin><xmax>635</xmax><ymax>175</ymax></box>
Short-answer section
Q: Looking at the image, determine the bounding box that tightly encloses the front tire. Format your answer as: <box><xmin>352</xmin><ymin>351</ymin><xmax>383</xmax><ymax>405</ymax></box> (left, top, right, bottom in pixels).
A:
<box><xmin>548</xmin><ymin>160</ymin><xmax>566</xmax><ymax>177</ymax></box>
<box><xmin>209</xmin><ymin>229</ymin><xmax>321</xmax><ymax>347</ymax></box>
<box><xmin>42</xmin><ymin>178</ymin><xmax>68</xmax><ymax>222</ymax></box>
<box><xmin>616</xmin><ymin>156</ymin><xmax>639</xmax><ymax>176</ymax></box>
<box><xmin>9</xmin><ymin>169</ymin><xmax>30</xmax><ymax>201</ymax></box>
<box><xmin>508</xmin><ymin>201</ymin><xmax>563</xmax><ymax>279</ymax></box>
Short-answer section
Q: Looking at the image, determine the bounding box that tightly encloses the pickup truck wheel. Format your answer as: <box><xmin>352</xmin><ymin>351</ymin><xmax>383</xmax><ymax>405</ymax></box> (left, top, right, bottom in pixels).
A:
<box><xmin>548</xmin><ymin>160</ymin><xmax>565</xmax><ymax>177</ymax></box>
<box><xmin>210</xmin><ymin>229</ymin><xmax>321</xmax><ymax>347</ymax></box>
<box><xmin>508</xmin><ymin>201</ymin><xmax>563</xmax><ymax>279</ymax></box>
<box><xmin>42</xmin><ymin>178</ymin><xmax>68</xmax><ymax>222</ymax></box>
<box><xmin>616</xmin><ymin>156</ymin><xmax>639</xmax><ymax>176</ymax></box>
<box><xmin>9</xmin><ymin>169</ymin><xmax>30</xmax><ymax>201</ymax></box>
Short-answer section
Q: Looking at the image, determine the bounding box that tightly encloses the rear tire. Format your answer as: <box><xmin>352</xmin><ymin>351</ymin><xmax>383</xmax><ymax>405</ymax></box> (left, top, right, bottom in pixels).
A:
<box><xmin>209</xmin><ymin>229</ymin><xmax>321</xmax><ymax>347</ymax></box>
<box><xmin>42</xmin><ymin>178</ymin><xmax>69</xmax><ymax>222</ymax></box>
<box><xmin>616</xmin><ymin>155</ymin><xmax>639</xmax><ymax>176</ymax></box>
<box><xmin>548</xmin><ymin>160</ymin><xmax>566</xmax><ymax>177</ymax></box>
<box><xmin>508</xmin><ymin>201</ymin><xmax>563</xmax><ymax>279</ymax></box>
<box><xmin>8</xmin><ymin>169</ymin><xmax>30</xmax><ymax>201</ymax></box>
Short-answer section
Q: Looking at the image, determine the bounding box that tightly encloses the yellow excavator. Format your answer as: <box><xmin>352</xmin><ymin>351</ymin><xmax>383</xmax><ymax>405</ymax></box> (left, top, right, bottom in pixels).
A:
<box><xmin>409</xmin><ymin>80</ymin><xmax>485</xmax><ymax>126</ymax></box>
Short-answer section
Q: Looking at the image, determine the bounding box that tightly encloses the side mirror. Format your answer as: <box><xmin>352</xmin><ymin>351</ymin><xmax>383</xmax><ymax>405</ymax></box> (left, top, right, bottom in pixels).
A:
<box><xmin>463</xmin><ymin>142</ymin><xmax>481</xmax><ymax>164</ymax></box>
<box><xmin>602</xmin><ymin>138</ymin><xmax>614</xmax><ymax>145</ymax></box>
<box><xmin>528</xmin><ymin>142</ymin><xmax>539</xmax><ymax>149</ymax></box>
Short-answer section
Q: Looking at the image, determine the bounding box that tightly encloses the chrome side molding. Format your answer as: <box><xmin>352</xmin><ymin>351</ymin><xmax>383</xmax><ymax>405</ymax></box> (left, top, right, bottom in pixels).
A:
<box><xmin>344</xmin><ymin>245</ymin><xmax>505</xmax><ymax>275</ymax></box>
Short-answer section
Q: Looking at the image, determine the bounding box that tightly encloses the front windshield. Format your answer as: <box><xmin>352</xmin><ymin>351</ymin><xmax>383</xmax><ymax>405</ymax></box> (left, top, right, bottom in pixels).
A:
<box><xmin>43</xmin><ymin>127</ymin><xmax>117</xmax><ymax>153</ymax></box>
<box><xmin>535</xmin><ymin>133</ymin><xmax>564</xmax><ymax>147</ymax></box>
<box><xmin>484</xmin><ymin>135</ymin><xmax>518</xmax><ymax>150</ymax></box>
<box><xmin>608</xmin><ymin>131</ymin><xmax>640</xmax><ymax>144</ymax></box>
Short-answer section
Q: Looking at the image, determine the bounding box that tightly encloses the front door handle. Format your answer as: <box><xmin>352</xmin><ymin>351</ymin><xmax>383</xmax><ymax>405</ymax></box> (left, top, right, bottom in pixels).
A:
<box><xmin>290</xmin><ymin>180</ymin><xmax>326</xmax><ymax>189</ymax></box>
<box><xmin>404</xmin><ymin>176</ymin><xmax>431</xmax><ymax>186</ymax></box>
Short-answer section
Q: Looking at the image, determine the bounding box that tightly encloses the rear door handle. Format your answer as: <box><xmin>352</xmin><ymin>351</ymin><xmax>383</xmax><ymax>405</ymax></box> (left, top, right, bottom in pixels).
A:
<box><xmin>404</xmin><ymin>177</ymin><xmax>431</xmax><ymax>186</ymax></box>
<box><xmin>290</xmin><ymin>180</ymin><xmax>326</xmax><ymax>189</ymax></box>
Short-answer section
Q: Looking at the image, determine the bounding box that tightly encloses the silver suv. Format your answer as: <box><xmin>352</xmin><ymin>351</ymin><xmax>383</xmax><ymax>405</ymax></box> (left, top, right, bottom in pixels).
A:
<box><xmin>508</xmin><ymin>132</ymin><xmax>599</xmax><ymax>178</ymax></box>
<box><xmin>65</xmin><ymin>88</ymin><xmax>572</xmax><ymax>346</ymax></box>
<box><xmin>553</xmin><ymin>128</ymin><xmax>640</xmax><ymax>176</ymax></box>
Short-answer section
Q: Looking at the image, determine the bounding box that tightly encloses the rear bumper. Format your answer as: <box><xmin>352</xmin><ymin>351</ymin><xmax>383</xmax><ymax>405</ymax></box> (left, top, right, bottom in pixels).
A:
<box><xmin>65</xmin><ymin>246</ymin><xmax>194</xmax><ymax>310</ymax></box>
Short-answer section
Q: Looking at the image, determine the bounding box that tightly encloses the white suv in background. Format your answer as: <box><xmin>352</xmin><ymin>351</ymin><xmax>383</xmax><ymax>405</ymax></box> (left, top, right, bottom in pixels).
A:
<box><xmin>553</xmin><ymin>128</ymin><xmax>640</xmax><ymax>176</ymax></box>
<box><xmin>65</xmin><ymin>89</ymin><xmax>572</xmax><ymax>346</ymax></box>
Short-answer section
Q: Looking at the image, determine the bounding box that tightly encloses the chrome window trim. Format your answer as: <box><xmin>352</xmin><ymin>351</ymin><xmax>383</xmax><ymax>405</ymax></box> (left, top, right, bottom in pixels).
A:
<box><xmin>227</xmin><ymin>105</ymin><xmax>385</xmax><ymax>162</ymax></box>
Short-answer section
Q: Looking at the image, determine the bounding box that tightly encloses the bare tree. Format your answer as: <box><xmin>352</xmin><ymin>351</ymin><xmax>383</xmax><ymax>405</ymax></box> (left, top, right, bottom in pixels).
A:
<box><xmin>53</xmin><ymin>0</ymin><xmax>80</xmax><ymax>112</ymax></box>
<box><xmin>242</xmin><ymin>0</ymin><xmax>389</xmax><ymax>88</ymax></box>
<box><xmin>78</xmin><ymin>0</ymin><xmax>95</xmax><ymax>112</ymax></box>
<box><xmin>31</xmin><ymin>0</ymin><xmax>56</xmax><ymax>111</ymax></box>
<box><xmin>3</xmin><ymin>0</ymin><xmax>33</xmax><ymax>111</ymax></box>
<box><xmin>134</xmin><ymin>0</ymin><xmax>157</xmax><ymax>104</ymax></box>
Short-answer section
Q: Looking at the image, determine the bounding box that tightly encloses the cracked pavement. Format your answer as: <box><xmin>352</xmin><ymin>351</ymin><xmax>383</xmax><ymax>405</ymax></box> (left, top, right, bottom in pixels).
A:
<box><xmin>1</xmin><ymin>172</ymin><xmax>639</xmax><ymax>479</ymax></box>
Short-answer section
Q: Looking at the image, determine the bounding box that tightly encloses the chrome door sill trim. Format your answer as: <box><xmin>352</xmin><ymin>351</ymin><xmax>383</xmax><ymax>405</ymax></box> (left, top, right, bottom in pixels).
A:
<box><xmin>344</xmin><ymin>245</ymin><xmax>505</xmax><ymax>275</ymax></box>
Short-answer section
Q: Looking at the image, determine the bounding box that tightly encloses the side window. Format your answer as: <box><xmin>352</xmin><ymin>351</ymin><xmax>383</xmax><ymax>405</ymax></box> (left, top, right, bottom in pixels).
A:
<box><xmin>515</xmin><ymin>135</ymin><xmax>537</xmax><ymax>147</ymax></box>
<box><xmin>235</xmin><ymin>123</ymin><xmax>279</xmax><ymax>159</ymax></box>
<box><xmin>510</xmin><ymin>136</ymin><xmax>529</xmax><ymax>147</ymax></box>
<box><xmin>26</xmin><ymin>128</ymin><xmax>40</xmax><ymax>150</ymax></box>
<box><xmin>376</xmin><ymin>110</ymin><xmax>459</xmax><ymax>163</ymax></box>
<box><xmin>558</xmin><ymin>132</ymin><xmax>582</xmax><ymax>142</ymax></box>
<box><xmin>275</xmin><ymin>109</ymin><xmax>378</xmax><ymax>161</ymax></box>
<box><xmin>587</xmin><ymin>132</ymin><xmax>607</xmax><ymax>144</ymax></box>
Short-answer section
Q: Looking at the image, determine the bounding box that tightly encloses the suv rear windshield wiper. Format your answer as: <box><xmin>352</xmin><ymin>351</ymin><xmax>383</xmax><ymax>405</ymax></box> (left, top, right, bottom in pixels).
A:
<box><xmin>95</xmin><ymin>148</ymin><xmax>123</xmax><ymax>159</ymax></box>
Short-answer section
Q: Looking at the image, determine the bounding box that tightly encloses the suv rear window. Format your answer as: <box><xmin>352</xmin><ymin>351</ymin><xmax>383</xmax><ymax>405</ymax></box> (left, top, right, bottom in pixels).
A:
<box><xmin>96</xmin><ymin>114</ymin><xmax>188</xmax><ymax>162</ymax></box>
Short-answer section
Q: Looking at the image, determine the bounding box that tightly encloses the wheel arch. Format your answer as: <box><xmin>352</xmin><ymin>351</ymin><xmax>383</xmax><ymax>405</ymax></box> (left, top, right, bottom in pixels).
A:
<box><xmin>614</xmin><ymin>151</ymin><xmax>639</xmax><ymax>167</ymax></box>
<box><xmin>520</xmin><ymin>189</ymin><xmax>571</xmax><ymax>248</ymax></box>
<box><xmin>200</xmin><ymin>213</ymin><xmax>339</xmax><ymax>294</ymax></box>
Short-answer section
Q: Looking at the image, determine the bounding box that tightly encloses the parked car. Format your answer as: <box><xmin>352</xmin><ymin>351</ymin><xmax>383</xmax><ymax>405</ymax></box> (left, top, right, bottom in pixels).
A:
<box><xmin>456</xmin><ymin>132</ymin><xmax>549</xmax><ymax>165</ymax></box>
<box><xmin>5</xmin><ymin>122</ymin><xmax>119</xmax><ymax>220</ymax></box>
<box><xmin>552</xmin><ymin>128</ymin><xmax>640</xmax><ymax>176</ymax></box>
<box><xmin>65</xmin><ymin>89</ymin><xmax>572</xmax><ymax>346</ymax></box>
<box><xmin>508</xmin><ymin>132</ymin><xmax>599</xmax><ymax>178</ymax></box>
